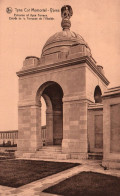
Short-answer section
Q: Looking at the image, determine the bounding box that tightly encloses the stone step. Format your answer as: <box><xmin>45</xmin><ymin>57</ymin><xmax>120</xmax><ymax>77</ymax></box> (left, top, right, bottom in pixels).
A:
<box><xmin>34</xmin><ymin>153</ymin><xmax>58</xmax><ymax>159</ymax></box>
<box><xmin>22</xmin><ymin>150</ymin><xmax>70</xmax><ymax>160</ymax></box>
<box><xmin>22</xmin><ymin>146</ymin><xmax>70</xmax><ymax>160</ymax></box>
<box><xmin>40</xmin><ymin>146</ymin><xmax>62</xmax><ymax>149</ymax></box>
<box><xmin>39</xmin><ymin>146</ymin><xmax>62</xmax><ymax>153</ymax></box>
<box><xmin>22</xmin><ymin>153</ymin><xmax>35</xmax><ymax>158</ymax></box>
<box><xmin>36</xmin><ymin>151</ymin><xmax>61</xmax><ymax>156</ymax></box>
<box><xmin>39</xmin><ymin>149</ymin><xmax>62</xmax><ymax>153</ymax></box>
<box><xmin>36</xmin><ymin>151</ymin><xmax>61</xmax><ymax>155</ymax></box>
<box><xmin>88</xmin><ymin>152</ymin><xmax>103</xmax><ymax>160</ymax></box>
<box><xmin>41</xmin><ymin>145</ymin><xmax>61</xmax><ymax>148</ymax></box>
<box><xmin>0</xmin><ymin>151</ymin><xmax>15</xmax><ymax>159</ymax></box>
<box><xmin>33</xmin><ymin>153</ymin><xmax>70</xmax><ymax>160</ymax></box>
<box><xmin>40</xmin><ymin>148</ymin><xmax>62</xmax><ymax>151</ymax></box>
<box><xmin>56</xmin><ymin>153</ymin><xmax>70</xmax><ymax>160</ymax></box>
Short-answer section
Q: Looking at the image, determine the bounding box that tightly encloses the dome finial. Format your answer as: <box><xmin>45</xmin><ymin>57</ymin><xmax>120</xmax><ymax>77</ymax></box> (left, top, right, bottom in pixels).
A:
<box><xmin>61</xmin><ymin>5</ymin><xmax>73</xmax><ymax>30</ymax></box>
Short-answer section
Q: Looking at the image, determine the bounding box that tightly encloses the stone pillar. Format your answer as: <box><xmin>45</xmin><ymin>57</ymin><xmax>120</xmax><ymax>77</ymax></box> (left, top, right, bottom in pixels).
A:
<box><xmin>53</xmin><ymin>110</ymin><xmax>63</xmax><ymax>145</ymax></box>
<box><xmin>45</xmin><ymin>109</ymin><xmax>53</xmax><ymax>145</ymax></box>
<box><xmin>102</xmin><ymin>87</ymin><xmax>120</xmax><ymax>169</ymax></box>
<box><xmin>16</xmin><ymin>101</ymin><xmax>43</xmax><ymax>157</ymax></box>
<box><xmin>62</xmin><ymin>96</ymin><xmax>88</xmax><ymax>159</ymax></box>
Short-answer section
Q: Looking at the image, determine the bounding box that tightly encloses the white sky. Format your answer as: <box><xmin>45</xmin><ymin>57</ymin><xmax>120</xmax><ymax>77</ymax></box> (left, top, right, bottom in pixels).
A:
<box><xmin>0</xmin><ymin>0</ymin><xmax>120</xmax><ymax>130</ymax></box>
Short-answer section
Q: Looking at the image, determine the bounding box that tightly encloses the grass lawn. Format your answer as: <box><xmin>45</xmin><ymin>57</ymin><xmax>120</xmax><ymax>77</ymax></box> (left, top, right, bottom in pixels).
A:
<box><xmin>43</xmin><ymin>171</ymin><xmax>120</xmax><ymax>196</ymax></box>
<box><xmin>0</xmin><ymin>159</ymin><xmax>79</xmax><ymax>188</ymax></box>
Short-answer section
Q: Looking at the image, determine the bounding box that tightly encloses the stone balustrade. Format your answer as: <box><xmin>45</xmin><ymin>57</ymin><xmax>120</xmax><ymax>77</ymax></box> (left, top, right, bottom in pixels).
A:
<box><xmin>0</xmin><ymin>130</ymin><xmax>18</xmax><ymax>140</ymax></box>
<box><xmin>0</xmin><ymin>130</ymin><xmax>18</xmax><ymax>146</ymax></box>
<box><xmin>0</xmin><ymin>127</ymin><xmax>46</xmax><ymax>147</ymax></box>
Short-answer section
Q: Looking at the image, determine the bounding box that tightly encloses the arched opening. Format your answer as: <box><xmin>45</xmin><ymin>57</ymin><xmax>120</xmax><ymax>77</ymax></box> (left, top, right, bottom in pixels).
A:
<box><xmin>94</xmin><ymin>86</ymin><xmax>102</xmax><ymax>103</ymax></box>
<box><xmin>36</xmin><ymin>81</ymin><xmax>63</xmax><ymax>146</ymax></box>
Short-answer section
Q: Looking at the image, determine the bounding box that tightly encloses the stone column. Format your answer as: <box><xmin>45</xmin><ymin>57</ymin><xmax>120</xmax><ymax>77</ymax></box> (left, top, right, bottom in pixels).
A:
<box><xmin>62</xmin><ymin>95</ymin><xmax>88</xmax><ymax>159</ymax></box>
<box><xmin>16</xmin><ymin>101</ymin><xmax>43</xmax><ymax>157</ymax></box>
<box><xmin>45</xmin><ymin>109</ymin><xmax>53</xmax><ymax>145</ymax></box>
<box><xmin>53</xmin><ymin>110</ymin><xmax>63</xmax><ymax>145</ymax></box>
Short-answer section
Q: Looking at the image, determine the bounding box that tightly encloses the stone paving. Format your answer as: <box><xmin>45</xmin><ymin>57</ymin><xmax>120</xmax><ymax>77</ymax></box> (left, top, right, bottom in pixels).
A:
<box><xmin>0</xmin><ymin>159</ymin><xmax>120</xmax><ymax>196</ymax></box>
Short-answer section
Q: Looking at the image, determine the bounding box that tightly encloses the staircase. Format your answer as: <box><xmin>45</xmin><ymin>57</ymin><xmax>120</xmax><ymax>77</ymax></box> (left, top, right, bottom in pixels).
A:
<box><xmin>0</xmin><ymin>151</ymin><xmax>15</xmax><ymax>160</ymax></box>
<box><xmin>22</xmin><ymin>146</ymin><xmax>70</xmax><ymax>160</ymax></box>
<box><xmin>35</xmin><ymin>146</ymin><xmax>62</xmax><ymax>159</ymax></box>
<box><xmin>88</xmin><ymin>152</ymin><xmax>103</xmax><ymax>160</ymax></box>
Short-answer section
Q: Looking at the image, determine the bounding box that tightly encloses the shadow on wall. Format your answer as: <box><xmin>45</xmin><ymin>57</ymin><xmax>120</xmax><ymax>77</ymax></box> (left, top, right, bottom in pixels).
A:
<box><xmin>94</xmin><ymin>86</ymin><xmax>102</xmax><ymax>103</ymax></box>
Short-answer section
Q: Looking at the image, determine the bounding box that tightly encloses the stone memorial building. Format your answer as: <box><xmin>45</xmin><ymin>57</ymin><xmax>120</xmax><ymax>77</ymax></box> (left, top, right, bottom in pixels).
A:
<box><xmin>16</xmin><ymin>5</ymin><xmax>120</xmax><ymax>169</ymax></box>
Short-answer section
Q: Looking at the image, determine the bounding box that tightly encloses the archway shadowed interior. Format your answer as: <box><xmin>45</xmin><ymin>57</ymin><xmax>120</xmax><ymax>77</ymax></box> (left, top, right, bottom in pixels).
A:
<box><xmin>37</xmin><ymin>81</ymin><xmax>63</xmax><ymax>146</ymax></box>
<box><xmin>94</xmin><ymin>86</ymin><xmax>102</xmax><ymax>103</ymax></box>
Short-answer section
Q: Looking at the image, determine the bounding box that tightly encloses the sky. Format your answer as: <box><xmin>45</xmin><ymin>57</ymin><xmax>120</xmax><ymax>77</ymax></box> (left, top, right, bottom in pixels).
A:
<box><xmin>0</xmin><ymin>0</ymin><xmax>120</xmax><ymax>130</ymax></box>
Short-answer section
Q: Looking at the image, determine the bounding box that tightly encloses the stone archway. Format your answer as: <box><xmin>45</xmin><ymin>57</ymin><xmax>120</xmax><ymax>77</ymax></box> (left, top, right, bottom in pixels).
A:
<box><xmin>94</xmin><ymin>85</ymin><xmax>102</xmax><ymax>103</ymax></box>
<box><xmin>37</xmin><ymin>81</ymin><xmax>63</xmax><ymax>146</ymax></box>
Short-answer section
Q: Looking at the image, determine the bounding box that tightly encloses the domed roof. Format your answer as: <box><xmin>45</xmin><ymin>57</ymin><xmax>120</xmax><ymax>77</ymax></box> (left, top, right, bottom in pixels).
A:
<box><xmin>41</xmin><ymin>30</ymin><xmax>91</xmax><ymax>56</ymax></box>
<box><xmin>41</xmin><ymin>5</ymin><xmax>91</xmax><ymax>57</ymax></box>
